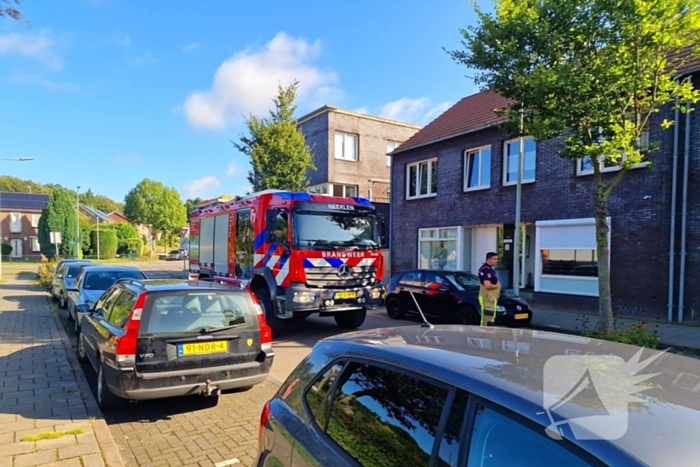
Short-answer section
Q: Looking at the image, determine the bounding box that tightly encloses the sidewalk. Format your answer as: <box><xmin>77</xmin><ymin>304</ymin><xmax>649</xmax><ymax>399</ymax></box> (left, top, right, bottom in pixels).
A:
<box><xmin>0</xmin><ymin>275</ymin><xmax>124</xmax><ymax>467</ymax></box>
<box><xmin>530</xmin><ymin>307</ymin><xmax>700</xmax><ymax>351</ymax></box>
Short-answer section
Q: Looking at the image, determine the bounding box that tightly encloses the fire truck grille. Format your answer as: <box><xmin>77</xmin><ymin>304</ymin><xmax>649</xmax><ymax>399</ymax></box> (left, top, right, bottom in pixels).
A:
<box><xmin>304</xmin><ymin>266</ymin><xmax>378</xmax><ymax>288</ymax></box>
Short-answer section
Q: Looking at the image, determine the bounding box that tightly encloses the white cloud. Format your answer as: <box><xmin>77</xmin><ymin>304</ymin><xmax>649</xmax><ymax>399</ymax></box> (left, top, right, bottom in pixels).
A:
<box><xmin>379</xmin><ymin>97</ymin><xmax>451</xmax><ymax>125</ymax></box>
<box><xmin>226</xmin><ymin>161</ymin><xmax>243</xmax><ymax>177</ymax></box>
<box><xmin>114</xmin><ymin>153</ymin><xmax>139</xmax><ymax>163</ymax></box>
<box><xmin>182</xmin><ymin>176</ymin><xmax>221</xmax><ymax>198</ymax></box>
<box><xmin>183</xmin><ymin>31</ymin><xmax>341</xmax><ymax>130</ymax></box>
<box><xmin>183</xmin><ymin>43</ymin><xmax>199</xmax><ymax>52</ymax></box>
<box><xmin>0</xmin><ymin>29</ymin><xmax>62</xmax><ymax>71</ymax></box>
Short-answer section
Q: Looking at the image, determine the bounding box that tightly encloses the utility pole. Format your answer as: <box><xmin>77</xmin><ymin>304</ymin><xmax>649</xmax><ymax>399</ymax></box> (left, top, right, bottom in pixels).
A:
<box><xmin>76</xmin><ymin>187</ymin><xmax>81</xmax><ymax>259</ymax></box>
<box><xmin>512</xmin><ymin>105</ymin><xmax>525</xmax><ymax>297</ymax></box>
<box><xmin>96</xmin><ymin>216</ymin><xmax>100</xmax><ymax>260</ymax></box>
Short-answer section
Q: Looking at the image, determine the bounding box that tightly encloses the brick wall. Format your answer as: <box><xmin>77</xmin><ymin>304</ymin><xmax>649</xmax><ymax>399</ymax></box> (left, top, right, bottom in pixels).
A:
<box><xmin>298</xmin><ymin>112</ymin><xmax>330</xmax><ymax>186</ymax></box>
<box><xmin>0</xmin><ymin>211</ymin><xmax>43</xmax><ymax>258</ymax></box>
<box><xmin>390</xmin><ymin>93</ymin><xmax>697</xmax><ymax>320</ymax></box>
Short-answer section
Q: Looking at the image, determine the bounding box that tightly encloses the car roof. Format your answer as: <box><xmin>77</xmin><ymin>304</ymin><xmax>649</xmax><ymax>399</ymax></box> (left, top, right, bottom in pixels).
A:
<box><xmin>316</xmin><ymin>325</ymin><xmax>700</xmax><ymax>466</ymax></box>
<box><xmin>80</xmin><ymin>265</ymin><xmax>143</xmax><ymax>272</ymax></box>
<box><xmin>117</xmin><ymin>279</ymin><xmax>251</xmax><ymax>294</ymax></box>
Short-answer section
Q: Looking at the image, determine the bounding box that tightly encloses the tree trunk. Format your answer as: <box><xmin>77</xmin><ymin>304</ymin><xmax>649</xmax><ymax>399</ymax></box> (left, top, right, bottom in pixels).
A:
<box><xmin>593</xmin><ymin>185</ymin><xmax>614</xmax><ymax>332</ymax></box>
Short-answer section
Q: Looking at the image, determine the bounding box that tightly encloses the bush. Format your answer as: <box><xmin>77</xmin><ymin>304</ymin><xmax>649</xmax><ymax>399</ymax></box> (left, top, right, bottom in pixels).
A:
<box><xmin>89</xmin><ymin>230</ymin><xmax>118</xmax><ymax>258</ymax></box>
<box><xmin>582</xmin><ymin>323</ymin><xmax>660</xmax><ymax>349</ymax></box>
<box><xmin>37</xmin><ymin>262</ymin><xmax>55</xmax><ymax>288</ymax></box>
<box><xmin>1</xmin><ymin>243</ymin><xmax>12</xmax><ymax>256</ymax></box>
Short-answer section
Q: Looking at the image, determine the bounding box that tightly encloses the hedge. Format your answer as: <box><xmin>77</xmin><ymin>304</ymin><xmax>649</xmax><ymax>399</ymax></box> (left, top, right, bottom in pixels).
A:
<box><xmin>89</xmin><ymin>230</ymin><xmax>118</xmax><ymax>258</ymax></box>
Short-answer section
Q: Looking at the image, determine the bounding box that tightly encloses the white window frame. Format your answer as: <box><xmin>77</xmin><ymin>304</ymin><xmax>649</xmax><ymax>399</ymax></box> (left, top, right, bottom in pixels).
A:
<box><xmin>503</xmin><ymin>137</ymin><xmax>537</xmax><ymax>186</ymax></box>
<box><xmin>9</xmin><ymin>212</ymin><xmax>22</xmax><ymax>233</ymax></box>
<box><xmin>31</xmin><ymin>214</ymin><xmax>40</xmax><ymax>228</ymax></box>
<box><xmin>334</xmin><ymin>132</ymin><xmax>358</xmax><ymax>161</ymax></box>
<box><xmin>30</xmin><ymin>236</ymin><xmax>40</xmax><ymax>252</ymax></box>
<box><xmin>386</xmin><ymin>141</ymin><xmax>400</xmax><ymax>167</ymax></box>
<box><xmin>406</xmin><ymin>158</ymin><xmax>437</xmax><ymax>200</ymax></box>
<box><xmin>463</xmin><ymin>145</ymin><xmax>492</xmax><ymax>192</ymax></box>
<box><xmin>576</xmin><ymin>127</ymin><xmax>650</xmax><ymax>176</ymax></box>
<box><xmin>308</xmin><ymin>183</ymin><xmax>358</xmax><ymax>198</ymax></box>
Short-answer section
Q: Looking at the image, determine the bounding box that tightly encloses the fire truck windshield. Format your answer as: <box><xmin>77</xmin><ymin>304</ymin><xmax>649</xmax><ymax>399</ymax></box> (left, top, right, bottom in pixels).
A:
<box><xmin>293</xmin><ymin>210</ymin><xmax>379</xmax><ymax>250</ymax></box>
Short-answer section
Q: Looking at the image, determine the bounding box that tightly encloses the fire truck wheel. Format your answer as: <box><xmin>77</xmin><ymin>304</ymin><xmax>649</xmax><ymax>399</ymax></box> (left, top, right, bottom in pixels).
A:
<box><xmin>334</xmin><ymin>309</ymin><xmax>367</xmax><ymax>329</ymax></box>
<box><xmin>254</xmin><ymin>288</ymin><xmax>285</xmax><ymax>335</ymax></box>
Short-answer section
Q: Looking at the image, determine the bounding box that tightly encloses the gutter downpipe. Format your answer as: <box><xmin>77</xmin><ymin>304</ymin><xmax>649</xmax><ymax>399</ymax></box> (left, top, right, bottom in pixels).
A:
<box><xmin>678</xmin><ymin>76</ymin><xmax>692</xmax><ymax>323</ymax></box>
<box><xmin>668</xmin><ymin>92</ymin><xmax>680</xmax><ymax>322</ymax></box>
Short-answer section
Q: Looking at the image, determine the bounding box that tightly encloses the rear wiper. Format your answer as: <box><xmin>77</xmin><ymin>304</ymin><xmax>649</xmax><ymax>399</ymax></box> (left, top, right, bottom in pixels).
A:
<box><xmin>199</xmin><ymin>323</ymin><xmax>245</xmax><ymax>334</ymax></box>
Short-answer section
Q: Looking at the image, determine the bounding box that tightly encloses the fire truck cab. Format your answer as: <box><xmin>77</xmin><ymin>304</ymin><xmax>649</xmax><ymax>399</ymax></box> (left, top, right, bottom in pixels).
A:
<box><xmin>188</xmin><ymin>190</ymin><xmax>385</xmax><ymax>334</ymax></box>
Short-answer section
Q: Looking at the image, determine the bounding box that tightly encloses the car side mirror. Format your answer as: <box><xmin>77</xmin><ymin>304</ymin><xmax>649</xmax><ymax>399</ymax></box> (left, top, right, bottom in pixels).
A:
<box><xmin>75</xmin><ymin>304</ymin><xmax>91</xmax><ymax>314</ymax></box>
<box><xmin>66</xmin><ymin>286</ymin><xmax>79</xmax><ymax>292</ymax></box>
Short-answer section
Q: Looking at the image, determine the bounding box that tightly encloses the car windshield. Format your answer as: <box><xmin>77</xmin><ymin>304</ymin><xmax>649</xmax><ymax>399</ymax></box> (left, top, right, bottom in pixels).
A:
<box><xmin>82</xmin><ymin>270</ymin><xmax>145</xmax><ymax>290</ymax></box>
<box><xmin>169</xmin><ymin>250</ymin><xmax>179</xmax><ymax>254</ymax></box>
<box><xmin>65</xmin><ymin>264</ymin><xmax>87</xmax><ymax>279</ymax></box>
<box><xmin>142</xmin><ymin>292</ymin><xmax>256</xmax><ymax>335</ymax></box>
<box><xmin>294</xmin><ymin>210</ymin><xmax>379</xmax><ymax>250</ymax></box>
<box><xmin>443</xmin><ymin>272</ymin><xmax>480</xmax><ymax>291</ymax></box>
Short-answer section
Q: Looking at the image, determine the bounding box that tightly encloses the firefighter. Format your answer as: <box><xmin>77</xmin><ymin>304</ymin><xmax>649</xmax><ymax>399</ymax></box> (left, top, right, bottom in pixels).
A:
<box><xmin>478</xmin><ymin>252</ymin><xmax>501</xmax><ymax>326</ymax></box>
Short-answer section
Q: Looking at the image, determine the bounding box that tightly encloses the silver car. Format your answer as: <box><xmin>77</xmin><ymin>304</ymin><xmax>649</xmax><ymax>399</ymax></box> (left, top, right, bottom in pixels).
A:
<box><xmin>66</xmin><ymin>265</ymin><xmax>147</xmax><ymax>333</ymax></box>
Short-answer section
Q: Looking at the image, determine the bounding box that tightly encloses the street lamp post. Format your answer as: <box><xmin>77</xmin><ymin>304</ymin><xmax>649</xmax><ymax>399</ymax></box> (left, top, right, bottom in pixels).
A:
<box><xmin>76</xmin><ymin>187</ymin><xmax>81</xmax><ymax>259</ymax></box>
<box><xmin>512</xmin><ymin>106</ymin><xmax>525</xmax><ymax>297</ymax></box>
<box><xmin>0</xmin><ymin>158</ymin><xmax>34</xmax><ymax>277</ymax></box>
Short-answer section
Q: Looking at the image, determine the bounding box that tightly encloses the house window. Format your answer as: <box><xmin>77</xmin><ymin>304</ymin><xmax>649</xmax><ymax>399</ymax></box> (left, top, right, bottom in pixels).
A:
<box><xmin>308</xmin><ymin>183</ymin><xmax>358</xmax><ymax>198</ymax></box>
<box><xmin>308</xmin><ymin>184</ymin><xmax>331</xmax><ymax>195</ymax></box>
<box><xmin>464</xmin><ymin>146</ymin><xmax>491</xmax><ymax>191</ymax></box>
<box><xmin>31</xmin><ymin>236</ymin><xmax>40</xmax><ymax>252</ymax></box>
<box><xmin>31</xmin><ymin>214</ymin><xmax>40</xmax><ymax>228</ymax></box>
<box><xmin>576</xmin><ymin>127</ymin><xmax>650</xmax><ymax>175</ymax></box>
<box><xmin>386</xmin><ymin>141</ymin><xmax>400</xmax><ymax>166</ymax></box>
<box><xmin>9</xmin><ymin>212</ymin><xmax>21</xmax><ymax>233</ymax></box>
<box><xmin>504</xmin><ymin>138</ymin><xmax>536</xmax><ymax>185</ymax></box>
<box><xmin>335</xmin><ymin>132</ymin><xmax>358</xmax><ymax>161</ymax></box>
<box><xmin>541</xmin><ymin>249</ymin><xmax>598</xmax><ymax>277</ymax></box>
<box><xmin>406</xmin><ymin>159</ymin><xmax>437</xmax><ymax>199</ymax></box>
<box><xmin>419</xmin><ymin>227</ymin><xmax>457</xmax><ymax>270</ymax></box>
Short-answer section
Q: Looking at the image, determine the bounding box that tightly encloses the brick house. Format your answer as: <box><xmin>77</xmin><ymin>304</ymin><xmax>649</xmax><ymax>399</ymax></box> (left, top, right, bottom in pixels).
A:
<box><xmin>389</xmin><ymin>66</ymin><xmax>699</xmax><ymax>322</ymax></box>
<box><xmin>296</xmin><ymin>105</ymin><xmax>420</xmax><ymax>261</ymax></box>
<box><xmin>0</xmin><ymin>192</ymin><xmax>49</xmax><ymax>260</ymax></box>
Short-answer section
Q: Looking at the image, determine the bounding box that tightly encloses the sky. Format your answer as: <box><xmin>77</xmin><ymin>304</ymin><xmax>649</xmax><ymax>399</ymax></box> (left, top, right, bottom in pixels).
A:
<box><xmin>0</xmin><ymin>0</ymin><xmax>489</xmax><ymax>205</ymax></box>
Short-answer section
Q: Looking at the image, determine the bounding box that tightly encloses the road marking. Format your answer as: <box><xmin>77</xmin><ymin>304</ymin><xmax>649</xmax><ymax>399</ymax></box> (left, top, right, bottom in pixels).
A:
<box><xmin>215</xmin><ymin>459</ymin><xmax>241</xmax><ymax>467</ymax></box>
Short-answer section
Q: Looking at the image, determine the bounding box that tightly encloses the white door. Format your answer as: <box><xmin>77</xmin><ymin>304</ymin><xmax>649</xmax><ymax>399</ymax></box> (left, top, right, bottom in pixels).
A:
<box><xmin>10</xmin><ymin>239</ymin><xmax>23</xmax><ymax>257</ymax></box>
<box><xmin>471</xmin><ymin>227</ymin><xmax>498</xmax><ymax>273</ymax></box>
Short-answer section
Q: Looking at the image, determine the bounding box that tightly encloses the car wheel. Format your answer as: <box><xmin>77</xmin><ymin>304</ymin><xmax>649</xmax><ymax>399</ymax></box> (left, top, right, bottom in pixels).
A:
<box><xmin>97</xmin><ymin>363</ymin><xmax>123</xmax><ymax>411</ymax></box>
<box><xmin>255</xmin><ymin>288</ymin><xmax>285</xmax><ymax>336</ymax></box>
<box><xmin>334</xmin><ymin>309</ymin><xmax>367</xmax><ymax>329</ymax></box>
<box><xmin>385</xmin><ymin>297</ymin><xmax>406</xmax><ymax>319</ymax></box>
<box><xmin>76</xmin><ymin>330</ymin><xmax>88</xmax><ymax>363</ymax></box>
<box><xmin>456</xmin><ymin>306</ymin><xmax>480</xmax><ymax>325</ymax></box>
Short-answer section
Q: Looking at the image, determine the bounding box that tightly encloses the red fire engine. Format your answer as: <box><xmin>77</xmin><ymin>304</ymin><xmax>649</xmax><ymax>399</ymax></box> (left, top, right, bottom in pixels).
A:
<box><xmin>188</xmin><ymin>189</ymin><xmax>385</xmax><ymax>334</ymax></box>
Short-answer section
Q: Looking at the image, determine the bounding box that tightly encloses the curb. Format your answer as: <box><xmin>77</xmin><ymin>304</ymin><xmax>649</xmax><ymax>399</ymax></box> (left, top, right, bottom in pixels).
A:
<box><xmin>42</xmin><ymin>293</ymin><xmax>126</xmax><ymax>467</ymax></box>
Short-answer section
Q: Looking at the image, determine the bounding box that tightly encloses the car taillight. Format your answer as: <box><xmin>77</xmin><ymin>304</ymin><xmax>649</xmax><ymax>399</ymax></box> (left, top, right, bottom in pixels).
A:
<box><xmin>115</xmin><ymin>291</ymin><xmax>147</xmax><ymax>364</ymax></box>
<box><xmin>249</xmin><ymin>291</ymin><xmax>273</xmax><ymax>352</ymax></box>
<box><xmin>259</xmin><ymin>400</ymin><xmax>271</xmax><ymax>444</ymax></box>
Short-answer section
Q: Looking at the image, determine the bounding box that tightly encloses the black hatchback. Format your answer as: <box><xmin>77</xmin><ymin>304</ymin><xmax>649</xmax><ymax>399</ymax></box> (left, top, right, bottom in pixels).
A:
<box><xmin>75</xmin><ymin>279</ymin><xmax>274</xmax><ymax>410</ymax></box>
<box><xmin>384</xmin><ymin>269</ymin><xmax>532</xmax><ymax>327</ymax></box>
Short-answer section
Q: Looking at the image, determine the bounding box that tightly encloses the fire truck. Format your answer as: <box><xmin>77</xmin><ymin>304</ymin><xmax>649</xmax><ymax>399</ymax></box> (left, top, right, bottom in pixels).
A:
<box><xmin>188</xmin><ymin>190</ymin><xmax>385</xmax><ymax>334</ymax></box>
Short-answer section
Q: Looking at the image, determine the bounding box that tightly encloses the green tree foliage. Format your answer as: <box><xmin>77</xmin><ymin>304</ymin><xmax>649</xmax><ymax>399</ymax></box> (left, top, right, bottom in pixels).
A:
<box><xmin>89</xmin><ymin>229</ymin><xmax>118</xmax><ymax>258</ymax></box>
<box><xmin>78</xmin><ymin>213</ymin><xmax>93</xmax><ymax>253</ymax></box>
<box><xmin>184</xmin><ymin>197</ymin><xmax>203</xmax><ymax>218</ymax></box>
<box><xmin>99</xmin><ymin>222</ymin><xmax>141</xmax><ymax>254</ymax></box>
<box><xmin>124</xmin><ymin>178</ymin><xmax>187</xmax><ymax>239</ymax></box>
<box><xmin>448</xmin><ymin>0</ymin><xmax>700</xmax><ymax>331</ymax></box>
<box><xmin>1</xmin><ymin>243</ymin><xmax>12</xmax><ymax>256</ymax></box>
<box><xmin>37</xmin><ymin>187</ymin><xmax>78</xmax><ymax>258</ymax></box>
<box><xmin>0</xmin><ymin>176</ymin><xmax>50</xmax><ymax>194</ymax></box>
<box><xmin>0</xmin><ymin>0</ymin><xmax>23</xmax><ymax>23</ymax></box>
<box><xmin>234</xmin><ymin>80</ymin><xmax>316</xmax><ymax>192</ymax></box>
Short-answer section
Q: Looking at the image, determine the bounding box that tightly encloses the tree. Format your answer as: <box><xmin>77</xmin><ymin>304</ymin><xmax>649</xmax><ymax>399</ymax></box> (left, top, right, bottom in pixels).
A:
<box><xmin>80</xmin><ymin>189</ymin><xmax>123</xmax><ymax>214</ymax></box>
<box><xmin>0</xmin><ymin>176</ymin><xmax>50</xmax><ymax>194</ymax></box>
<box><xmin>234</xmin><ymin>80</ymin><xmax>316</xmax><ymax>192</ymax></box>
<box><xmin>89</xmin><ymin>229</ymin><xmax>118</xmax><ymax>258</ymax></box>
<box><xmin>448</xmin><ymin>0</ymin><xmax>700</xmax><ymax>331</ymax></box>
<box><xmin>123</xmin><ymin>178</ymin><xmax>187</xmax><ymax>243</ymax></box>
<box><xmin>0</xmin><ymin>0</ymin><xmax>23</xmax><ymax>23</ymax></box>
<box><xmin>184</xmin><ymin>197</ymin><xmax>202</xmax><ymax>218</ymax></box>
<box><xmin>37</xmin><ymin>187</ymin><xmax>78</xmax><ymax>258</ymax></box>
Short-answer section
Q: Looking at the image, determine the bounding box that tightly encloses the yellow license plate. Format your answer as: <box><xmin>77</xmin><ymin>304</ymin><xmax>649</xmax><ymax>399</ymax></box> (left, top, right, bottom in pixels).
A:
<box><xmin>178</xmin><ymin>341</ymin><xmax>228</xmax><ymax>356</ymax></box>
<box><xmin>334</xmin><ymin>291</ymin><xmax>356</xmax><ymax>300</ymax></box>
<box><xmin>515</xmin><ymin>313</ymin><xmax>529</xmax><ymax>319</ymax></box>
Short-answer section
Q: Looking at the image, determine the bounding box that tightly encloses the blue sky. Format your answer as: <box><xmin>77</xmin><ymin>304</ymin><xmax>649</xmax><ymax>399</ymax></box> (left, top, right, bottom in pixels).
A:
<box><xmin>0</xmin><ymin>0</ymin><xmax>487</xmax><ymax>204</ymax></box>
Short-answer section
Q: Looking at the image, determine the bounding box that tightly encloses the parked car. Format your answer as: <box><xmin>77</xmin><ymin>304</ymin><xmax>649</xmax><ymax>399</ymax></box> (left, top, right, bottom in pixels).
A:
<box><xmin>51</xmin><ymin>260</ymin><xmax>92</xmax><ymax>308</ymax></box>
<box><xmin>50</xmin><ymin>258</ymin><xmax>85</xmax><ymax>280</ymax></box>
<box><xmin>167</xmin><ymin>249</ymin><xmax>186</xmax><ymax>260</ymax></box>
<box><xmin>75</xmin><ymin>279</ymin><xmax>274</xmax><ymax>410</ymax></box>
<box><xmin>256</xmin><ymin>325</ymin><xmax>700</xmax><ymax>467</ymax></box>
<box><xmin>66</xmin><ymin>265</ymin><xmax>147</xmax><ymax>333</ymax></box>
<box><xmin>384</xmin><ymin>269</ymin><xmax>532</xmax><ymax>327</ymax></box>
